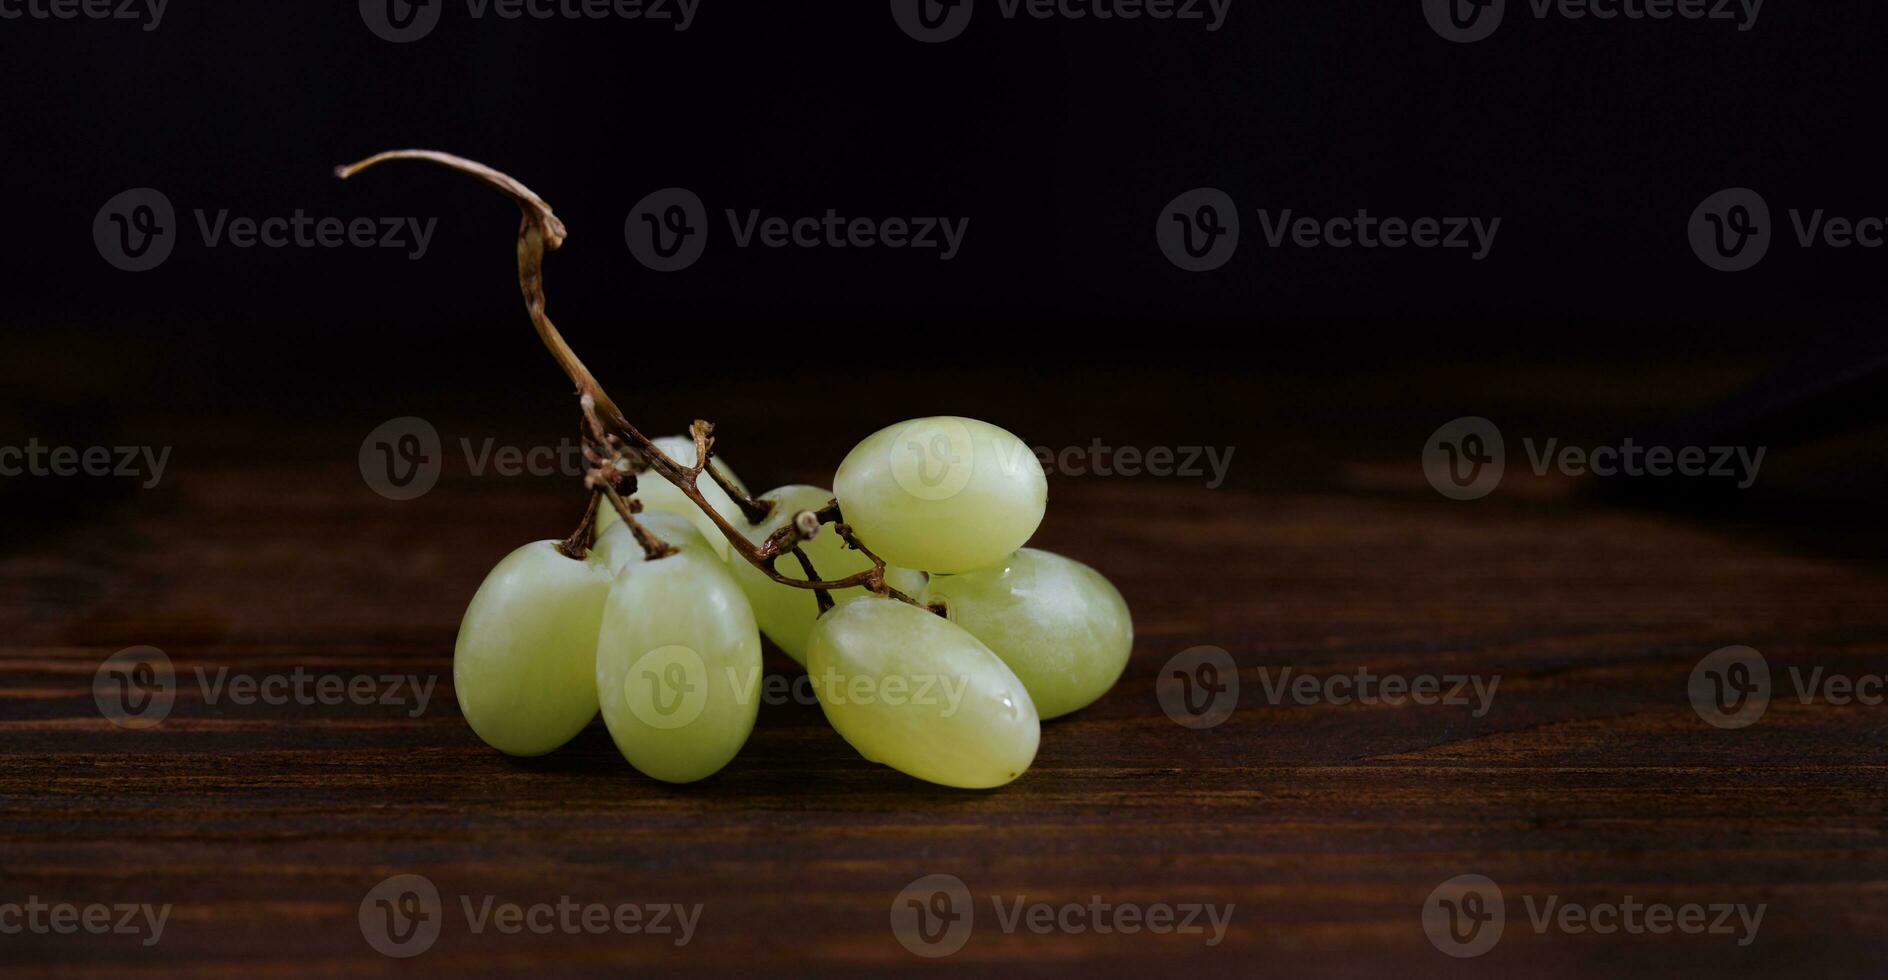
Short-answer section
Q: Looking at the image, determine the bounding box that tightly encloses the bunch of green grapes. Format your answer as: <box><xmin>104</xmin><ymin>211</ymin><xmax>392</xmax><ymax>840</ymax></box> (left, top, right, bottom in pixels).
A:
<box><xmin>337</xmin><ymin>145</ymin><xmax>1130</xmax><ymax>791</ymax></box>
<box><xmin>453</xmin><ymin>417</ymin><xmax>1132</xmax><ymax>790</ymax></box>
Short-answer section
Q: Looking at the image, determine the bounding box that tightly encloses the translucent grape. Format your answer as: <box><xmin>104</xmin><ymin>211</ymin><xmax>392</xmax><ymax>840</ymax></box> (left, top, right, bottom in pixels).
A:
<box><xmin>591</xmin><ymin>509</ymin><xmax>709</xmax><ymax>574</ymax></box>
<box><xmin>833</xmin><ymin>416</ymin><xmax>1047</xmax><ymax>573</ymax></box>
<box><xmin>922</xmin><ymin>548</ymin><xmax>1132</xmax><ymax>719</ymax></box>
<box><xmin>453</xmin><ymin>541</ymin><xmax>612</xmax><ymax>756</ymax></box>
<box><xmin>807</xmin><ymin>596</ymin><xmax>1039</xmax><ymax>788</ymax></box>
<box><xmin>597</xmin><ymin>435</ymin><xmax>748</xmax><ymax>559</ymax></box>
<box><xmin>728</xmin><ymin>484</ymin><xmax>923</xmax><ymax>665</ymax></box>
<box><xmin>596</xmin><ymin>544</ymin><xmax>762</xmax><ymax>783</ymax></box>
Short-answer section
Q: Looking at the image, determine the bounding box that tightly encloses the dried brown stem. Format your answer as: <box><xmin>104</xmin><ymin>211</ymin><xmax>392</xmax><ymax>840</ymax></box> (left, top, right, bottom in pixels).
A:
<box><xmin>708</xmin><ymin>460</ymin><xmax>774</xmax><ymax>524</ymax></box>
<box><xmin>555</xmin><ymin>492</ymin><xmax>602</xmax><ymax>560</ymax></box>
<box><xmin>337</xmin><ymin>149</ymin><xmax>917</xmax><ymax>604</ymax></box>
<box><xmin>789</xmin><ymin>548</ymin><xmax>834</xmax><ymax>615</ymax></box>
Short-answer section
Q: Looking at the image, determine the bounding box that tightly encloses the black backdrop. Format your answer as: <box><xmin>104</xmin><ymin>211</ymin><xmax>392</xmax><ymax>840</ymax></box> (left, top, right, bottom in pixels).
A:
<box><xmin>3</xmin><ymin>2</ymin><xmax>1884</xmax><ymax>421</ymax></box>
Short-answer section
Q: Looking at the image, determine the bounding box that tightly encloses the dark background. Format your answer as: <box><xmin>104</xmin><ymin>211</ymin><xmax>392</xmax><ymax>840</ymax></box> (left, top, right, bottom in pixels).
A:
<box><xmin>7</xmin><ymin>2</ymin><xmax>1886</xmax><ymax>364</ymax></box>
<box><xmin>5</xmin><ymin>1</ymin><xmax>1886</xmax><ymax>524</ymax></box>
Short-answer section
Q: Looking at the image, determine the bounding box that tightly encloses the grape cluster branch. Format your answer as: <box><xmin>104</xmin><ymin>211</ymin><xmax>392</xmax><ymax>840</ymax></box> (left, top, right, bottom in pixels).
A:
<box><xmin>337</xmin><ymin>150</ymin><xmax>911</xmax><ymax>604</ymax></box>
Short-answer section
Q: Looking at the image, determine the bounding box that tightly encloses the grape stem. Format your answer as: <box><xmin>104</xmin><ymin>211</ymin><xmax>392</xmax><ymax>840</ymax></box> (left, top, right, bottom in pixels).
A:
<box><xmin>336</xmin><ymin>149</ymin><xmax>915</xmax><ymax>605</ymax></box>
<box><xmin>554</xmin><ymin>491</ymin><xmax>603</xmax><ymax>560</ymax></box>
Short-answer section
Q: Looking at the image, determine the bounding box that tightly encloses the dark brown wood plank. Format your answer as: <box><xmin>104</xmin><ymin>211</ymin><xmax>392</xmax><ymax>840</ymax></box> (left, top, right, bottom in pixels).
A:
<box><xmin>3</xmin><ymin>423</ymin><xmax>1886</xmax><ymax>978</ymax></box>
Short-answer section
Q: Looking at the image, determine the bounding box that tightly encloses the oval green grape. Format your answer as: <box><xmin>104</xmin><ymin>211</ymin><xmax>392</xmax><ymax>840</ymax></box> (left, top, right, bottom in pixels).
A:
<box><xmin>453</xmin><ymin>540</ymin><xmax>612</xmax><ymax>756</ymax></box>
<box><xmin>596</xmin><ymin>544</ymin><xmax>761</xmax><ymax>783</ymax></box>
<box><xmin>922</xmin><ymin>548</ymin><xmax>1132</xmax><ymax>719</ymax></box>
<box><xmin>807</xmin><ymin>596</ymin><xmax>1039</xmax><ymax>788</ymax></box>
<box><xmin>833</xmin><ymin>416</ymin><xmax>1047</xmax><ymax>573</ymax></box>
<box><xmin>597</xmin><ymin>435</ymin><xmax>748</xmax><ymax>560</ymax></box>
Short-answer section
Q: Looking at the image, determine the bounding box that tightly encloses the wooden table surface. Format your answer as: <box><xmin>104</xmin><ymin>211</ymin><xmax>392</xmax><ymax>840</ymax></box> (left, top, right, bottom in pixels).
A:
<box><xmin>4</xmin><ymin>410</ymin><xmax>1886</xmax><ymax>977</ymax></box>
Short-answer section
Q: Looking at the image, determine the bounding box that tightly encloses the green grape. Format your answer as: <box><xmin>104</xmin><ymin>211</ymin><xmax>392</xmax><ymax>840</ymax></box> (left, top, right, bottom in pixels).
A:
<box><xmin>597</xmin><ymin>435</ymin><xmax>748</xmax><ymax>560</ymax></box>
<box><xmin>591</xmin><ymin>509</ymin><xmax>709</xmax><ymax>574</ymax></box>
<box><xmin>922</xmin><ymin>548</ymin><xmax>1132</xmax><ymax>719</ymax></box>
<box><xmin>596</xmin><ymin>544</ymin><xmax>761</xmax><ymax>783</ymax></box>
<box><xmin>729</xmin><ymin>485</ymin><xmax>922</xmax><ymax>665</ymax></box>
<box><xmin>807</xmin><ymin>596</ymin><xmax>1039</xmax><ymax>789</ymax></box>
<box><xmin>454</xmin><ymin>541</ymin><xmax>612</xmax><ymax>756</ymax></box>
<box><xmin>833</xmin><ymin>416</ymin><xmax>1046</xmax><ymax>573</ymax></box>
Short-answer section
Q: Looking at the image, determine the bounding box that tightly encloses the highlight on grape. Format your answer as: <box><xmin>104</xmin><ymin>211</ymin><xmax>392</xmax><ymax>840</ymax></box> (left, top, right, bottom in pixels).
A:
<box><xmin>338</xmin><ymin>150</ymin><xmax>1135</xmax><ymax>788</ymax></box>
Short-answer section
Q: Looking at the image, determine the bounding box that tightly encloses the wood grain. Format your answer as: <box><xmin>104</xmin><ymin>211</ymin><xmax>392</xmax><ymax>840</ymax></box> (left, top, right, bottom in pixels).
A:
<box><xmin>3</xmin><ymin>426</ymin><xmax>1886</xmax><ymax>978</ymax></box>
